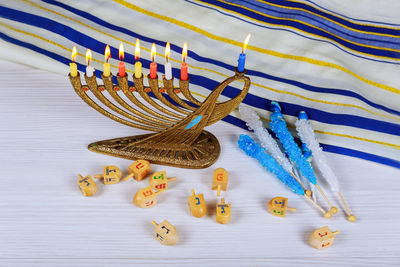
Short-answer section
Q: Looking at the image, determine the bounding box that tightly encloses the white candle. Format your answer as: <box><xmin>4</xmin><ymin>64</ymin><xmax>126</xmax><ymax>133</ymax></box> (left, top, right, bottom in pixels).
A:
<box><xmin>85</xmin><ymin>49</ymin><xmax>94</xmax><ymax>77</ymax></box>
<box><xmin>86</xmin><ymin>65</ymin><xmax>94</xmax><ymax>77</ymax></box>
<box><xmin>165</xmin><ymin>62</ymin><xmax>172</xmax><ymax>80</ymax></box>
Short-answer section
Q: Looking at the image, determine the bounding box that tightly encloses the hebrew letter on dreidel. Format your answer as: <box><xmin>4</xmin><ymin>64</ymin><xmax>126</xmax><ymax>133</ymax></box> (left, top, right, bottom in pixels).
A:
<box><xmin>152</xmin><ymin>220</ymin><xmax>178</xmax><ymax>246</ymax></box>
<box><xmin>149</xmin><ymin>171</ymin><xmax>177</xmax><ymax>191</ymax></box>
<box><xmin>216</xmin><ymin>198</ymin><xmax>231</xmax><ymax>224</ymax></box>
<box><xmin>212</xmin><ymin>168</ymin><xmax>228</xmax><ymax>196</ymax></box>
<box><xmin>188</xmin><ymin>189</ymin><xmax>207</xmax><ymax>218</ymax></box>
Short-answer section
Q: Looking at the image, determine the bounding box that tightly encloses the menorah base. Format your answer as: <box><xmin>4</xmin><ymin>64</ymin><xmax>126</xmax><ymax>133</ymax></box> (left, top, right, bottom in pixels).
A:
<box><xmin>88</xmin><ymin>130</ymin><xmax>220</xmax><ymax>169</ymax></box>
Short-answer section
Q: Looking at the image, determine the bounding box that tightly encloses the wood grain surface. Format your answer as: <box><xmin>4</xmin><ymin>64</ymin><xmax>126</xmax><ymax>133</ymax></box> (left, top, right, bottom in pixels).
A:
<box><xmin>0</xmin><ymin>60</ymin><xmax>399</xmax><ymax>266</ymax></box>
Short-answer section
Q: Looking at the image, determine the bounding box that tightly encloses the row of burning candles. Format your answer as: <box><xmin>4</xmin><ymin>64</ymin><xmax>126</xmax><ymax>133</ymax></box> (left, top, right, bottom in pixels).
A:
<box><xmin>69</xmin><ymin>34</ymin><xmax>250</xmax><ymax>81</ymax></box>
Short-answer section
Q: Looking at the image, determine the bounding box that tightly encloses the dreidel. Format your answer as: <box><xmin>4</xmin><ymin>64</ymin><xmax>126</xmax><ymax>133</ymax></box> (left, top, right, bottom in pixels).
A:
<box><xmin>212</xmin><ymin>168</ymin><xmax>228</xmax><ymax>196</ymax></box>
<box><xmin>151</xmin><ymin>220</ymin><xmax>179</xmax><ymax>246</ymax></box>
<box><xmin>133</xmin><ymin>186</ymin><xmax>164</xmax><ymax>208</ymax></box>
<box><xmin>309</xmin><ymin>226</ymin><xmax>339</xmax><ymax>249</ymax></box>
<box><xmin>188</xmin><ymin>189</ymin><xmax>207</xmax><ymax>218</ymax></box>
<box><xmin>149</xmin><ymin>171</ymin><xmax>177</xmax><ymax>190</ymax></box>
<box><xmin>93</xmin><ymin>165</ymin><xmax>122</xmax><ymax>185</ymax></box>
<box><xmin>267</xmin><ymin>197</ymin><xmax>297</xmax><ymax>217</ymax></box>
<box><xmin>77</xmin><ymin>174</ymin><xmax>98</xmax><ymax>197</ymax></box>
<box><xmin>216</xmin><ymin>198</ymin><xmax>231</xmax><ymax>224</ymax></box>
<box><xmin>123</xmin><ymin>159</ymin><xmax>150</xmax><ymax>182</ymax></box>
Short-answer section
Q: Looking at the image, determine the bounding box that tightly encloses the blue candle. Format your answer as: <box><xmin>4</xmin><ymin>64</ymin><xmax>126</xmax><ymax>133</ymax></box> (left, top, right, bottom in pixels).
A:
<box><xmin>237</xmin><ymin>34</ymin><xmax>250</xmax><ymax>73</ymax></box>
<box><xmin>238</xmin><ymin>53</ymin><xmax>246</xmax><ymax>72</ymax></box>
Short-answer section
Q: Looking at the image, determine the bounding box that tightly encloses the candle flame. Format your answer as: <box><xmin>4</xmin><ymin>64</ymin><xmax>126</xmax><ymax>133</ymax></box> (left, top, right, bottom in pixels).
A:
<box><xmin>135</xmin><ymin>38</ymin><xmax>140</xmax><ymax>61</ymax></box>
<box><xmin>71</xmin><ymin>46</ymin><xmax>77</xmax><ymax>62</ymax></box>
<box><xmin>85</xmin><ymin>49</ymin><xmax>92</xmax><ymax>66</ymax></box>
<box><xmin>105</xmin><ymin>45</ymin><xmax>111</xmax><ymax>62</ymax></box>
<box><xmin>119</xmin><ymin>42</ymin><xmax>124</xmax><ymax>61</ymax></box>
<box><xmin>165</xmin><ymin>42</ymin><xmax>170</xmax><ymax>62</ymax></box>
<box><xmin>182</xmin><ymin>42</ymin><xmax>187</xmax><ymax>62</ymax></box>
<box><xmin>151</xmin><ymin>43</ymin><xmax>156</xmax><ymax>62</ymax></box>
<box><xmin>242</xmin><ymin>33</ymin><xmax>251</xmax><ymax>53</ymax></box>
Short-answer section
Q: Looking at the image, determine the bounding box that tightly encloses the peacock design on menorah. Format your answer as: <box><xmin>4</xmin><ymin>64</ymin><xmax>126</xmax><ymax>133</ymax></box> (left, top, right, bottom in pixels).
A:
<box><xmin>69</xmin><ymin>67</ymin><xmax>250</xmax><ymax>169</ymax></box>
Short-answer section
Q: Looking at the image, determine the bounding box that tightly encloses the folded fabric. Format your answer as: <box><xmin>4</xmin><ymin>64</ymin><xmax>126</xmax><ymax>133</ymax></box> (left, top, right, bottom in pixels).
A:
<box><xmin>1</xmin><ymin>0</ymin><xmax>399</xmax><ymax>168</ymax></box>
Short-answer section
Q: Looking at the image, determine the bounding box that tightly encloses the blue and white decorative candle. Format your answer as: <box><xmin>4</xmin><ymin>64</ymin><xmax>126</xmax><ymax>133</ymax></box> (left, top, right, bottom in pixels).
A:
<box><xmin>237</xmin><ymin>34</ymin><xmax>251</xmax><ymax>72</ymax></box>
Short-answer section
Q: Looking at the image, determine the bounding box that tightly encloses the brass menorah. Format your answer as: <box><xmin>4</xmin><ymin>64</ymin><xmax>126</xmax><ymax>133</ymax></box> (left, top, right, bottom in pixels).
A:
<box><xmin>69</xmin><ymin>70</ymin><xmax>250</xmax><ymax>168</ymax></box>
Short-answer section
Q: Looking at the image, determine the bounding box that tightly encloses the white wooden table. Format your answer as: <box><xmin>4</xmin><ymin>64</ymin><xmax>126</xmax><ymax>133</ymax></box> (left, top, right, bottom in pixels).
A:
<box><xmin>1</xmin><ymin>59</ymin><xmax>399</xmax><ymax>266</ymax></box>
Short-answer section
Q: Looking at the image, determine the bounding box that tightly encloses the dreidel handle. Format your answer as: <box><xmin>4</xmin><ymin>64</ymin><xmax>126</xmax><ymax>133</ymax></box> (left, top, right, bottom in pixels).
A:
<box><xmin>167</xmin><ymin>177</ymin><xmax>177</xmax><ymax>182</ymax></box>
<box><xmin>220</xmin><ymin>198</ymin><xmax>225</xmax><ymax>204</ymax></box>
<box><xmin>217</xmin><ymin>185</ymin><xmax>221</xmax><ymax>197</ymax></box>
<box><xmin>286</xmin><ymin>206</ymin><xmax>297</xmax><ymax>212</ymax></box>
<box><xmin>123</xmin><ymin>173</ymin><xmax>134</xmax><ymax>181</ymax></box>
<box><xmin>332</xmin><ymin>230</ymin><xmax>339</xmax><ymax>235</ymax></box>
<box><xmin>151</xmin><ymin>220</ymin><xmax>158</xmax><ymax>227</ymax></box>
<box><xmin>93</xmin><ymin>174</ymin><xmax>103</xmax><ymax>179</ymax></box>
<box><xmin>191</xmin><ymin>189</ymin><xmax>196</xmax><ymax>196</ymax></box>
<box><xmin>77</xmin><ymin>174</ymin><xmax>84</xmax><ymax>179</ymax></box>
<box><xmin>154</xmin><ymin>189</ymin><xmax>165</xmax><ymax>196</ymax></box>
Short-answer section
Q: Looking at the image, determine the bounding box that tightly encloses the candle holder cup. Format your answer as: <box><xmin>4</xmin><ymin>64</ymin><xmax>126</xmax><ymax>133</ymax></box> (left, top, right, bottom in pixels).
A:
<box><xmin>69</xmin><ymin>69</ymin><xmax>250</xmax><ymax>168</ymax></box>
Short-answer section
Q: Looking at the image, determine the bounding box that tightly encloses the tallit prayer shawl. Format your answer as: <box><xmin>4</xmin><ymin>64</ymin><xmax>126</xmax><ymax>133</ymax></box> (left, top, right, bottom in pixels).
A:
<box><xmin>1</xmin><ymin>0</ymin><xmax>399</xmax><ymax>168</ymax></box>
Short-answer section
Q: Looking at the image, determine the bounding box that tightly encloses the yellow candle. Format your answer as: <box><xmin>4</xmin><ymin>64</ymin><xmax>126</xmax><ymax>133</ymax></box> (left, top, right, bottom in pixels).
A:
<box><xmin>134</xmin><ymin>38</ymin><xmax>142</xmax><ymax>78</ymax></box>
<box><xmin>103</xmin><ymin>62</ymin><xmax>110</xmax><ymax>76</ymax></box>
<box><xmin>70</xmin><ymin>62</ymin><xmax>77</xmax><ymax>77</ymax></box>
<box><xmin>134</xmin><ymin>61</ymin><xmax>142</xmax><ymax>78</ymax></box>
<box><xmin>70</xmin><ymin>46</ymin><xmax>78</xmax><ymax>77</ymax></box>
<box><xmin>103</xmin><ymin>45</ymin><xmax>111</xmax><ymax>76</ymax></box>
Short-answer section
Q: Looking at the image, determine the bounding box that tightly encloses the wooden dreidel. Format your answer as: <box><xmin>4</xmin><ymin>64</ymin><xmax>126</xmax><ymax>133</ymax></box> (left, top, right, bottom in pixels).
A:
<box><xmin>93</xmin><ymin>165</ymin><xmax>122</xmax><ymax>185</ymax></box>
<box><xmin>149</xmin><ymin>171</ymin><xmax>177</xmax><ymax>190</ymax></box>
<box><xmin>123</xmin><ymin>159</ymin><xmax>150</xmax><ymax>182</ymax></box>
<box><xmin>267</xmin><ymin>197</ymin><xmax>297</xmax><ymax>217</ymax></box>
<box><xmin>133</xmin><ymin>186</ymin><xmax>164</xmax><ymax>208</ymax></box>
<box><xmin>216</xmin><ymin>198</ymin><xmax>231</xmax><ymax>224</ymax></box>
<box><xmin>188</xmin><ymin>189</ymin><xmax>207</xmax><ymax>218</ymax></box>
<box><xmin>309</xmin><ymin>226</ymin><xmax>339</xmax><ymax>249</ymax></box>
<box><xmin>212</xmin><ymin>168</ymin><xmax>228</xmax><ymax>196</ymax></box>
<box><xmin>151</xmin><ymin>220</ymin><xmax>179</xmax><ymax>246</ymax></box>
<box><xmin>77</xmin><ymin>174</ymin><xmax>97</xmax><ymax>197</ymax></box>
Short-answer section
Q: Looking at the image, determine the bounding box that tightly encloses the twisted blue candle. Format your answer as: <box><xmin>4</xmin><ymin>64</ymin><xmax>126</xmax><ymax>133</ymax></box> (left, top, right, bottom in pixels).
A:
<box><xmin>269</xmin><ymin>101</ymin><xmax>317</xmax><ymax>185</ymax></box>
<box><xmin>238</xmin><ymin>134</ymin><xmax>305</xmax><ymax>195</ymax></box>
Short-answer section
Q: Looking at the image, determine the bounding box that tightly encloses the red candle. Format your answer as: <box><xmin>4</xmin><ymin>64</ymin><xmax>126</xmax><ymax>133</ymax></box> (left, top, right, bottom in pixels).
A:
<box><xmin>149</xmin><ymin>43</ymin><xmax>157</xmax><ymax>79</ymax></box>
<box><xmin>181</xmin><ymin>62</ymin><xmax>188</xmax><ymax>81</ymax></box>
<box><xmin>118</xmin><ymin>42</ymin><xmax>126</xmax><ymax>77</ymax></box>
<box><xmin>180</xmin><ymin>42</ymin><xmax>188</xmax><ymax>80</ymax></box>
<box><xmin>119</xmin><ymin>61</ymin><xmax>125</xmax><ymax>76</ymax></box>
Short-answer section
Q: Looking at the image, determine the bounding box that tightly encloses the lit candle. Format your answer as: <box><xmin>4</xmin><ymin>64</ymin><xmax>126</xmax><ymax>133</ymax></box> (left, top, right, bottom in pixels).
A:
<box><xmin>149</xmin><ymin>43</ymin><xmax>157</xmax><ymax>79</ymax></box>
<box><xmin>134</xmin><ymin>38</ymin><xmax>142</xmax><ymax>78</ymax></box>
<box><xmin>85</xmin><ymin>49</ymin><xmax>94</xmax><ymax>77</ymax></box>
<box><xmin>164</xmin><ymin>42</ymin><xmax>172</xmax><ymax>80</ymax></box>
<box><xmin>103</xmin><ymin>45</ymin><xmax>111</xmax><ymax>76</ymax></box>
<box><xmin>118</xmin><ymin>42</ymin><xmax>126</xmax><ymax>77</ymax></box>
<box><xmin>70</xmin><ymin>46</ymin><xmax>77</xmax><ymax>77</ymax></box>
<box><xmin>237</xmin><ymin>33</ymin><xmax>251</xmax><ymax>73</ymax></box>
<box><xmin>180</xmin><ymin>42</ymin><xmax>188</xmax><ymax>81</ymax></box>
